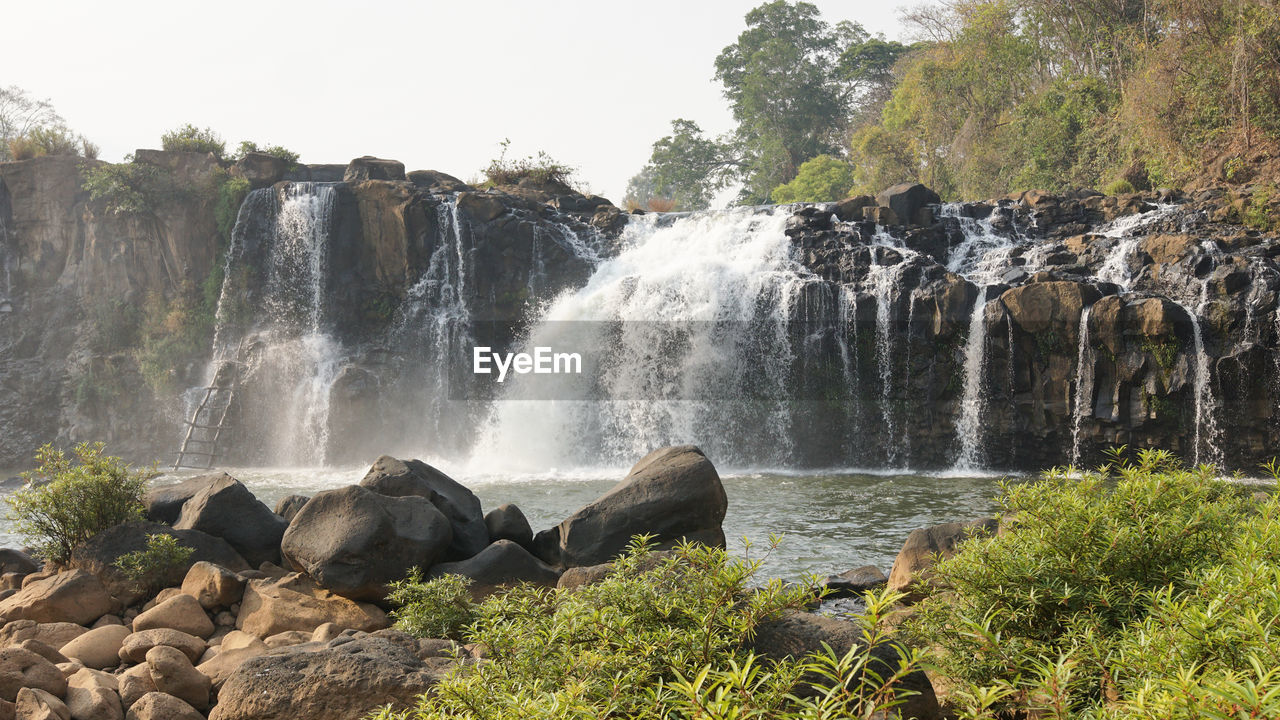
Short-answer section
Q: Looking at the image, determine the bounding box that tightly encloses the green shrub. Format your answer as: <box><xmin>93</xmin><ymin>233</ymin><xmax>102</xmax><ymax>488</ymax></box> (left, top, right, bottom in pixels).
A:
<box><xmin>1242</xmin><ymin>184</ymin><xmax>1277</xmax><ymax>232</ymax></box>
<box><xmin>215</xmin><ymin>174</ymin><xmax>250</xmax><ymax>241</ymax></box>
<box><xmin>135</xmin><ymin>286</ymin><xmax>215</xmax><ymax>395</ymax></box>
<box><xmin>5</xmin><ymin>443</ymin><xmax>154</xmax><ymax>564</ymax></box>
<box><xmin>482</xmin><ymin>139</ymin><xmax>577</xmax><ymax>190</ymax></box>
<box><xmin>1104</xmin><ymin>178</ymin><xmax>1137</xmax><ymax>195</ymax></box>
<box><xmin>114</xmin><ymin>533</ymin><xmax>194</xmax><ymax>594</ymax></box>
<box><xmin>770</xmin><ymin>154</ymin><xmax>856</xmax><ymax>203</ymax></box>
<box><xmin>6</xmin><ymin>126</ymin><xmax>89</xmax><ymax>160</ymax></box>
<box><xmin>372</xmin><ymin>537</ymin><xmax>926</xmax><ymax>720</ymax></box>
<box><xmin>386</xmin><ymin>571</ymin><xmax>477</xmax><ymax>640</ymax></box>
<box><xmin>82</xmin><ymin>161</ymin><xmax>170</xmax><ymax>216</ymax></box>
<box><xmin>907</xmin><ymin>449</ymin><xmax>1260</xmax><ymax>718</ymax></box>
<box><xmin>232</xmin><ymin>141</ymin><xmax>300</xmax><ymax>166</ymax></box>
<box><xmin>161</xmin><ymin>124</ymin><xmax>225</xmax><ymax>158</ymax></box>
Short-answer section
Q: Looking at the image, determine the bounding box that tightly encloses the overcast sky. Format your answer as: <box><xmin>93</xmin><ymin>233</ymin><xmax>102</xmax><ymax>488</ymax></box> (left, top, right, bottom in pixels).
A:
<box><xmin>3</xmin><ymin>0</ymin><xmax>914</xmax><ymax>202</ymax></box>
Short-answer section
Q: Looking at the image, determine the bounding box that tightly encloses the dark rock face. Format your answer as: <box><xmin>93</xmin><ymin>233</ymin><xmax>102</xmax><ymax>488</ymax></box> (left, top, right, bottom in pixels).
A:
<box><xmin>173</xmin><ymin>475</ymin><xmax>287</xmax><ymax>568</ymax></box>
<box><xmin>342</xmin><ymin>156</ymin><xmax>405</xmax><ymax>183</ymax></box>
<box><xmin>484</xmin><ymin>504</ymin><xmax>533</xmax><ymax>550</ymax></box>
<box><xmin>428</xmin><ymin>540</ymin><xmax>560</xmax><ymax>597</ymax></box>
<box><xmin>273</xmin><ymin>495</ymin><xmax>310</xmax><ymax>523</ymax></box>
<box><xmin>70</xmin><ymin>521</ymin><xmax>248</xmax><ymax>606</ymax></box>
<box><xmin>876</xmin><ymin>183</ymin><xmax>941</xmax><ymax>226</ymax></box>
<box><xmin>546</xmin><ymin>445</ymin><xmax>727</xmax><ymax>568</ymax></box>
<box><xmin>360</xmin><ymin>456</ymin><xmax>488</xmax><ymax>561</ymax></box>
<box><xmin>280</xmin><ymin>485</ymin><xmax>452</xmax><ymax>601</ymax></box>
<box><xmin>0</xmin><ymin>550</ymin><xmax>37</xmax><ymax>576</ymax></box>
<box><xmin>209</xmin><ymin>632</ymin><xmax>447</xmax><ymax>720</ymax></box>
<box><xmin>145</xmin><ymin>473</ymin><xmax>229</xmax><ymax>525</ymax></box>
<box><xmin>236</xmin><ymin>152</ymin><xmax>291</xmax><ymax>189</ymax></box>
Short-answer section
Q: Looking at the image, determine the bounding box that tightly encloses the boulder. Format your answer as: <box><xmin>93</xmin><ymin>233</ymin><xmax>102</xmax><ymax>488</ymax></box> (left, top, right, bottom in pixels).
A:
<box><xmin>428</xmin><ymin>541</ymin><xmax>560</xmax><ymax>598</ymax></box>
<box><xmin>180</xmin><ymin>562</ymin><xmax>245</xmax><ymax>610</ymax></box>
<box><xmin>63</xmin><ymin>684</ymin><xmax>121</xmax><ymax>720</ymax></box>
<box><xmin>875</xmin><ymin>183</ymin><xmax>940</xmax><ymax>227</ymax></box>
<box><xmin>14</xmin><ymin>687</ymin><xmax>69</xmax><ymax>720</ymax></box>
<box><xmin>1000</xmin><ymin>281</ymin><xmax>1101</xmax><ymax>338</ymax></box>
<box><xmin>549</xmin><ymin>445</ymin><xmax>727</xmax><ymax>568</ymax></box>
<box><xmin>235</xmin><ymin>152</ymin><xmax>291</xmax><ymax>190</ymax></box>
<box><xmin>834</xmin><ymin>195</ymin><xmax>875</xmax><ymax>222</ymax></box>
<box><xmin>281</xmin><ymin>485</ymin><xmax>452</xmax><ymax>601</ymax></box>
<box><xmin>343</xmin><ymin>156</ymin><xmax>405</xmax><ymax>183</ymax></box>
<box><xmin>749</xmin><ymin>611</ymin><xmax>941</xmax><ymax>720</ymax></box>
<box><xmin>196</xmin><ymin>634</ymin><xmax>269</xmax><ymax>689</ymax></box>
<box><xmin>0</xmin><ymin>571</ymin><xmax>113</xmax><ymax>626</ymax></box>
<box><xmin>122</xmin><ymin>692</ymin><xmax>202</xmax><ymax>720</ymax></box>
<box><xmin>455</xmin><ymin>191</ymin><xmax>507</xmax><ymax>223</ymax></box>
<box><xmin>71</xmin><ymin>522</ymin><xmax>248</xmax><ymax>607</ymax></box>
<box><xmin>145</xmin><ymin>645</ymin><xmax>209</xmax><ymax>710</ymax></box>
<box><xmin>15</xmin><ymin>639</ymin><xmax>66</xmax><ymax>665</ymax></box>
<box><xmin>359</xmin><ymin>457</ymin><xmax>487</xmax><ymax>560</ymax></box>
<box><xmin>0</xmin><ymin>622</ymin><xmax>86</xmax><ymax>650</ymax></box>
<box><xmin>0</xmin><ymin>646</ymin><xmax>66</xmax><ymax>701</ymax></box>
<box><xmin>59</xmin><ymin>625</ymin><xmax>130</xmax><ymax>670</ymax></box>
<box><xmin>0</xmin><ymin>550</ymin><xmax>38</xmax><ymax>577</ymax></box>
<box><xmin>118</xmin><ymin>629</ymin><xmax>204</xmax><ymax>665</ymax></box>
<box><xmin>822</xmin><ymin>565</ymin><xmax>888</xmax><ymax>599</ymax></box>
<box><xmin>407</xmin><ymin>169</ymin><xmax>469</xmax><ymax>193</ymax></box>
<box><xmin>67</xmin><ymin>668</ymin><xmax>117</xmax><ymax>692</ymax></box>
<box><xmin>116</xmin><ymin>666</ymin><xmax>153</xmax><ymax>709</ymax></box>
<box><xmin>173</xmin><ymin>476</ymin><xmax>287</xmax><ymax>568</ymax></box>
<box><xmin>484</xmin><ymin>504</ymin><xmax>533</xmax><ymax>550</ymax></box>
<box><xmin>131</xmin><ymin>594</ymin><xmax>213</xmax><ymax>638</ymax></box>
<box><xmin>209</xmin><ymin>634</ymin><xmax>448</xmax><ymax>720</ymax></box>
<box><xmin>236</xmin><ymin>574</ymin><xmax>388</xmax><ymax>638</ymax></box>
<box><xmin>272</xmin><ymin>495</ymin><xmax>309</xmax><ymax>523</ymax></box>
<box><xmin>143</xmin><ymin>473</ymin><xmax>226</xmax><ymax>524</ymax></box>
<box><xmin>262</xmin><ymin>631</ymin><xmax>310</xmax><ymax>649</ymax></box>
<box><xmin>887</xmin><ymin>518</ymin><xmax>998</xmax><ymax>601</ymax></box>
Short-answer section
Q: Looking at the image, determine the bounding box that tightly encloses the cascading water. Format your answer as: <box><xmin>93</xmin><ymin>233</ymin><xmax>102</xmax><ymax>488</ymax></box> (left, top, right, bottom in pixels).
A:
<box><xmin>1069</xmin><ymin>305</ymin><xmax>1095</xmax><ymax>466</ymax></box>
<box><xmin>1186</xmin><ymin>279</ymin><xmax>1223</xmax><ymax>467</ymax></box>
<box><xmin>1096</xmin><ymin>204</ymin><xmax>1177</xmax><ymax>289</ymax></box>
<box><xmin>868</xmin><ymin>255</ymin><xmax>907</xmax><ymax>465</ymax></box>
<box><xmin>468</xmin><ymin>208</ymin><xmax>817</xmax><ymax>471</ymax></box>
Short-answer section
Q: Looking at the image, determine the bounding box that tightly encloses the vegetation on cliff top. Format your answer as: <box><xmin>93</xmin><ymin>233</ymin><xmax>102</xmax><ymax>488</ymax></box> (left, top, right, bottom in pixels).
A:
<box><xmin>0</xmin><ymin>85</ymin><xmax>98</xmax><ymax>161</ymax></box>
<box><xmin>634</xmin><ymin>0</ymin><xmax>1280</xmax><ymax>209</ymax></box>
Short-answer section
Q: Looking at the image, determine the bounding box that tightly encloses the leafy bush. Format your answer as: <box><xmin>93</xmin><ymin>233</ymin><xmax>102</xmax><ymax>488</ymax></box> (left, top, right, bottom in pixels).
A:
<box><xmin>161</xmin><ymin>124</ymin><xmax>225</xmax><ymax>158</ymax></box>
<box><xmin>232</xmin><ymin>140</ymin><xmax>300</xmax><ymax>166</ymax></box>
<box><xmin>482</xmin><ymin>139</ymin><xmax>577</xmax><ymax>190</ymax></box>
<box><xmin>214</xmin><ymin>173</ymin><xmax>250</xmax><ymax>241</ymax></box>
<box><xmin>387</xmin><ymin>571</ymin><xmax>477</xmax><ymax>640</ymax></box>
<box><xmin>373</xmin><ymin>538</ymin><xmax>925</xmax><ymax>720</ymax></box>
<box><xmin>5</xmin><ymin>443</ymin><xmax>154</xmax><ymax>564</ymax></box>
<box><xmin>907</xmin><ymin>449</ymin><xmax>1265</xmax><ymax>718</ymax></box>
<box><xmin>1105</xmin><ymin>178</ymin><xmax>1137</xmax><ymax>195</ymax></box>
<box><xmin>114</xmin><ymin>533</ymin><xmax>194</xmax><ymax>594</ymax></box>
<box><xmin>771</xmin><ymin>154</ymin><xmax>855</xmax><ymax>203</ymax></box>
<box><xmin>82</xmin><ymin>161</ymin><xmax>170</xmax><ymax>216</ymax></box>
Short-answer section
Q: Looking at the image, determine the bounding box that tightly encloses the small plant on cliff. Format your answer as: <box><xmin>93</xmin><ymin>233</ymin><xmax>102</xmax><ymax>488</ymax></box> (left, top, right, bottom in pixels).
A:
<box><xmin>82</xmin><ymin>160</ymin><xmax>170</xmax><ymax>216</ymax></box>
<box><xmin>232</xmin><ymin>140</ymin><xmax>300</xmax><ymax>167</ymax></box>
<box><xmin>6</xmin><ymin>125</ymin><xmax>94</xmax><ymax>161</ymax></box>
<box><xmin>372</xmin><ymin>537</ymin><xmax>924</xmax><ymax>720</ymax></box>
<box><xmin>214</xmin><ymin>173</ymin><xmax>250</xmax><ymax>241</ymax></box>
<box><xmin>1104</xmin><ymin>178</ymin><xmax>1137</xmax><ymax>195</ymax></box>
<box><xmin>114</xmin><ymin>533</ymin><xmax>194</xmax><ymax>595</ymax></box>
<box><xmin>386</xmin><ymin>570</ymin><xmax>477</xmax><ymax>640</ymax></box>
<box><xmin>5</xmin><ymin>443</ymin><xmax>154</xmax><ymax>564</ymax></box>
<box><xmin>482</xmin><ymin>138</ymin><xmax>577</xmax><ymax>190</ymax></box>
<box><xmin>161</xmin><ymin>124</ymin><xmax>225</xmax><ymax>158</ymax></box>
<box><xmin>136</xmin><ymin>286</ymin><xmax>215</xmax><ymax>395</ymax></box>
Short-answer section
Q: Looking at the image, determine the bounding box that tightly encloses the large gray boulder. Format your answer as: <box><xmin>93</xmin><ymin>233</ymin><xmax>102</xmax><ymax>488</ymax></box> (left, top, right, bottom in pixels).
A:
<box><xmin>875</xmin><ymin>183</ymin><xmax>940</xmax><ymax>226</ymax></box>
<box><xmin>0</xmin><ymin>549</ymin><xmax>38</xmax><ymax>576</ymax></box>
<box><xmin>209</xmin><ymin>633</ymin><xmax>448</xmax><ymax>720</ymax></box>
<box><xmin>428</xmin><ymin>540</ymin><xmax>560</xmax><ymax>598</ymax></box>
<box><xmin>542</xmin><ymin>445</ymin><xmax>727</xmax><ymax>568</ymax></box>
<box><xmin>71</xmin><ymin>522</ymin><xmax>248</xmax><ymax>607</ymax></box>
<box><xmin>173</xmin><ymin>476</ymin><xmax>287</xmax><ymax>568</ymax></box>
<box><xmin>360</xmin><ymin>456</ymin><xmax>488</xmax><ymax>560</ymax></box>
<box><xmin>343</xmin><ymin>156</ymin><xmax>405</xmax><ymax>183</ymax></box>
<box><xmin>484</xmin><ymin>504</ymin><xmax>533</xmax><ymax>550</ymax></box>
<box><xmin>280</xmin><ymin>485</ymin><xmax>452</xmax><ymax>601</ymax></box>
<box><xmin>144</xmin><ymin>473</ymin><xmax>228</xmax><ymax>525</ymax></box>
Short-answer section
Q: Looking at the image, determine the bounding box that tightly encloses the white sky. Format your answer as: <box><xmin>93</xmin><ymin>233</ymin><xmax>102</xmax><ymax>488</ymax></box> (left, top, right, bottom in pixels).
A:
<box><xmin>2</xmin><ymin>1</ymin><xmax>913</xmax><ymax>202</ymax></box>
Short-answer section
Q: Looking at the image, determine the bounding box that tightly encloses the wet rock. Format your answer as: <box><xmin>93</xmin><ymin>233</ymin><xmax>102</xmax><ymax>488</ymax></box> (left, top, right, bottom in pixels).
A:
<box><xmin>173</xmin><ymin>476</ymin><xmax>287</xmax><ymax>568</ymax></box>
<box><xmin>359</xmin><ymin>456</ymin><xmax>488</xmax><ymax>560</ymax></box>
<box><xmin>281</xmin><ymin>485</ymin><xmax>452</xmax><ymax>601</ymax></box>
<box><xmin>1001</xmin><ymin>281</ymin><xmax>1101</xmax><ymax>338</ymax></box>
<box><xmin>143</xmin><ymin>474</ymin><xmax>226</xmax><ymax>525</ymax></box>
<box><xmin>822</xmin><ymin>566</ymin><xmax>889</xmax><ymax>599</ymax></box>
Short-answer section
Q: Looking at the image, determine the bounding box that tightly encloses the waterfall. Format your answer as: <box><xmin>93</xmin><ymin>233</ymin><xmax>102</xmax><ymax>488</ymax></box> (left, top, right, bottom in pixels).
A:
<box><xmin>953</xmin><ymin>293</ymin><xmax>990</xmax><ymax>470</ymax></box>
<box><xmin>1186</xmin><ymin>282</ymin><xmax>1223</xmax><ymax>467</ymax></box>
<box><xmin>1070</xmin><ymin>305</ymin><xmax>1095</xmax><ymax>466</ymax></box>
<box><xmin>468</xmin><ymin>208</ymin><xmax>815</xmax><ymax>472</ymax></box>
<box><xmin>1096</xmin><ymin>204</ymin><xmax>1178</xmax><ymax>289</ymax></box>
<box><xmin>868</xmin><ymin>255</ymin><xmax>906</xmax><ymax>465</ymax></box>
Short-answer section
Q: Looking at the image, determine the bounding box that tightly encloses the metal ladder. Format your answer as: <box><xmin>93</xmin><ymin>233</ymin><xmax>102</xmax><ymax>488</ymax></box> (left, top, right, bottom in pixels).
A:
<box><xmin>172</xmin><ymin>352</ymin><xmax>245</xmax><ymax>471</ymax></box>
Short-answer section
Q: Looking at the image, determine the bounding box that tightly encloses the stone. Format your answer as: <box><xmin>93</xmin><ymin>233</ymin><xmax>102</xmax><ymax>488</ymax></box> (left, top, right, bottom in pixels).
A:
<box><xmin>1000</xmin><ymin>281</ymin><xmax>1101</xmax><ymax>338</ymax></box>
<box><xmin>54</xmin><ymin>660</ymin><xmax>82</xmax><ymax>677</ymax></box>
<box><xmin>359</xmin><ymin>456</ymin><xmax>488</xmax><ymax>560</ymax></box>
<box><xmin>1140</xmin><ymin>233</ymin><xmax>1196</xmax><ymax>266</ymax></box>
<box><xmin>272</xmin><ymin>495</ymin><xmax>309</xmax><ymax>524</ymax></box>
<box><xmin>262</xmin><ymin>631</ymin><xmax>310</xmax><ymax>648</ymax></box>
<box><xmin>0</xmin><ymin>622</ymin><xmax>87</xmax><ymax>650</ymax></box>
<box><xmin>0</xmin><ymin>551</ymin><xmax>37</xmax><ymax>578</ymax></box>
<box><xmin>343</xmin><ymin>156</ymin><xmax>405</xmax><ymax>183</ymax></box>
<box><xmin>210</xmin><ymin>634</ymin><xmax>448</xmax><ymax>720</ymax></box>
<box><xmin>67</xmin><ymin>668</ymin><xmax>117</xmax><ymax>692</ymax></box>
<box><xmin>0</xmin><ymin>571</ymin><xmax>113</xmax><ymax>626</ymax></box>
<box><xmin>63</xmin><ymin>684</ymin><xmax>121</xmax><ymax>720</ymax></box>
<box><xmin>236</xmin><ymin>574</ymin><xmax>389</xmax><ymax>638</ymax></box>
<box><xmin>16</xmin><ymin>639</ymin><xmax>65</xmax><ymax>668</ymax></box>
<box><xmin>122</xmin><ymin>692</ymin><xmax>202</xmax><ymax>720</ymax></box>
<box><xmin>59</xmin><ymin>625</ymin><xmax>129</xmax><ymax>670</ymax></box>
<box><xmin>887</xmin><ymin>518</ymin><xmax>998</xmax><ymax>601</ymax></box>
<box><xmin>484</xmin><ymin>504</ymin><xmax>533</xmax><ymax>550</ymax></box>
<box><xmin>145</xmin><ymin>645</ymin><xmax>209</xmax><ymax>710</ymax></box>
<box><xmin>131</xmin><ymin>594</ymin><xmax>213</xmax><ymax>639</ymax></box>
<box><xmin>407</xmin><ymin>169</ymin><xmax>469</xmax><ymax>193</ymax></box>
<box><xmin>143</xmin><ymin>473</ymin><xmax>226</xmax><ymax>524</ymax></box>
<box><xmin>71</xmin><ymin>522</ymin><xmax>248</xmax><ymax>607</ymax></box>
<box><xmin>179</xmin><ymin>562</ymin><xmax>245</xmax><ymax>610</ymax></box>
<box><xmin>141</xmin><ymin>588</ymin><xmax>182</xmax><ymax>611</ymax></box>
<box><xmin>822</xmin><ymin>565</ymin><xmax>888</xmax><ymax>598</ymax></box>
<box><xmin>116</xmin><ymin>666</ymin><xmax>154</xmax><ymax>709</ymax></box>
<box><xmin>549</xmin><ymin>445</ymin><xmax>727</xmax><ymax>568</ymax></box>
<box><xmin>14</xmin><ymin>687</ymin><xmax>69</xmax><ymax>720</ymax></box>
<box><xmin>173</xmin><ymin>475</ymin><xmax>287</xmax><ymax>568</ymax></box>
<box><xmin>749</xmin><ymin>611</ymin><xmax>941</xmax><ymax>720</ymax></box>
<box><xmin>235</xmin><ymin>152</ymin><xmax>291</xmax><ymax>190</ymax></box>
<box><xmin>0</xmin><ymin>646</ymin><xmax>66</xmax><ymax>701</ymax></box>
<box><xmin>556</xmin><ymin>564</ymin><xmax>613</xmax><ymax>590</ymax></box>
<box><xmin>0</xmin><ymin>575</ymin><xmax>23</xmax><ymax>592</ymax></box>
<box><xmin>196</xmin><ymin>639</ymin><xmax>268</xmax><ymax>690</ymax></box>
<box><xmin>118</xmin><ymin>629</ymin><xmax>205</xmax><ymax>665</ymax></box>
<box><xmin>875</xmin><ymin>183</ymin><xmax>941</xmax><ymax>227</ymax></box>
<box><xmin>281</xmin><ymin>485</ymin><xmax>452</xmax><ymax>601</ymax></box>
<box><xmin>455</xmin><ymin>191</ymin><xmax>507</xmax><ymax>223</ymax></box>
<box><xmin>834</xmin><ymin>195</ymin><xmax>875</xmax><ymax>222</ymax></box>
<box><xmin>89</xmin><ymin>616</ymin><xmax>121</xmax><ymax>629</ymax></box>
<box><xmin>428</xmin><ymin>540</ymin><xmax>560</xmax><ymax>598</ymax></box>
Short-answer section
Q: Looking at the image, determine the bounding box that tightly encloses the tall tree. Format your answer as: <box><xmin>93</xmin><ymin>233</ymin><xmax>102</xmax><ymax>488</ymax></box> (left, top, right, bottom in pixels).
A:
<box><xmin>0</xmin><ymin>86</ymin><xmax>65</xmax><ymax>161</ymax></box>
